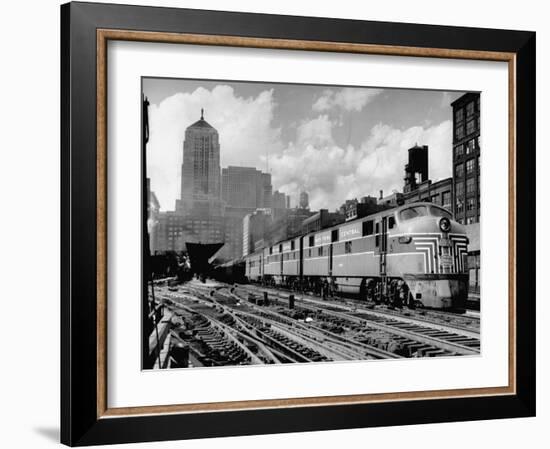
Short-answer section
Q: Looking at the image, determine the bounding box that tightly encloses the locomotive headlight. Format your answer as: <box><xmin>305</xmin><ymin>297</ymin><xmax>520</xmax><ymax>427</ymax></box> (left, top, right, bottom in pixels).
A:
<box><xmin>439</xmin><ymin>217</ymin><xmax>451</xmax><ymax>232</ymax></box>
<box><xmin>398</xmin><ymin>236</ymin><xmax>412</xmax><ymax>244</ymax></box>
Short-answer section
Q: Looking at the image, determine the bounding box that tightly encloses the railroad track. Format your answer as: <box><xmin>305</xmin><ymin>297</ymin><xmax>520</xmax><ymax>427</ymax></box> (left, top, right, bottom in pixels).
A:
<box><xmin>156</xmin><ymin>282</ymin><xmax>480</xmax><ymax>363</ymax></box>
<box><xmin>235</xmin><ymin>285</ymin><xmax>480</xmax><ymax>357</ymax></box>
<box><xmin>241</xmin><ymin>284</ymin><xmax>480</xmax><ymax>339</ymax></box>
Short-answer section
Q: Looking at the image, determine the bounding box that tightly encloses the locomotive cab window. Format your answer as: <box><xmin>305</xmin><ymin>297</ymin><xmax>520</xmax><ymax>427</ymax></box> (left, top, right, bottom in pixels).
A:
<box><xmin>388</xmin><ymin>216</ymin><xmax>396</xmax><ymax>229</ymax></box>
<box><xmin>429</xmin><ymin>205</ymin><xmax>452</xmax><ymax>219</ymax></box>
<box><xmin>362</xmin><ymin>220</ymin><xmax>374</xmax><ymax>236</ymax></box>
<box><xmin>399</xmin><ymin>205</ymin><xmax>428</xmax><ymax>221</ymax></box>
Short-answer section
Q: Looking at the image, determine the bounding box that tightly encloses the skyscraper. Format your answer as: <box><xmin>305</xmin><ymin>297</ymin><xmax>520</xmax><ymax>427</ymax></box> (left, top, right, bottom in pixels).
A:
<box><xmin>180</xmin><ymin>108</ymin><xmax>221</xmax><ymax>202</ymax></box>
<box><xmin>174</xmin><ymin>110</ymin><xmax>224</xmax><ymax>247</ymax></box>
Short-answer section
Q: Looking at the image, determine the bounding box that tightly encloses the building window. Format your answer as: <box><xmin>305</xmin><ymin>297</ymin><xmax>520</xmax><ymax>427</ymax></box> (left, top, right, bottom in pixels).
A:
<box><xmin>466</xmin><ymin>158</ymin><xmax>475</xmax><ymax>176</ymax></box>
<box><xmin>466</xmin><ymin>101</ymin><xmax>475</xmax><ymax>117</ymax></box>
<box><xmin>466</xmin><ymin>177</ymin><xmax>475</xmax><ymax>195</ymax></box>
<box><xmin>430</xmin><ymin>194</ymin><xmax>439</xmax><ymax>205</ymax></box>
<box><xmin>477</xmin><ymin>156</ymin><xmax>480</xmax><ymax>174</ymax></box>
<box><xmin>442</xmin><ymin>191</ymin><xmax>451</xmax><ymax>209</ymax></box>
<box><xmin>466</xmin><ymin>139</ymin><xmax>475</xmax><ymax>154</ymax></box>
<box><xmin>455</xmin><ymin>181</ymin><xmax>464</xmax><ymax>197</ymax></box>
<box><xmin>456</xmin><ymin>124</ymin><xmax>464</xmax><ymax>140</ymax></box>
<box><xmin>455</xmin><ymin>144</ymin><xmax>464</xmax><ymax>158</ymax></box>
<box><xmin>466</xmin><ymin>119</ymin><xmax>475</xmax><ymax>135</ymax></box>
<box><xmin>467</xmin><ymin>197</ymin><xmax>475</xmax><ymax>211</ymax></box>
<box><xmin>345</xmin><ymin>241</ymin><xmax>352</xmax><ymax>254</ymax></box>
<box><xmin>455</xmin><ymin>108</ymin><xmax>464</xmax><ymax>123</ymax></box>
<box><xmin>455</xmin><ymin>163</ymin><xmax>464</xmax><ymax>178</ymax></box>
<box><xmin>456</xmin><ymin>199</ymin><xmax>464</xmax><ymax>214</ymax></box>
<box><xmin>466</xmin><ymin>217</ymin><xmax>475</xmax><ymax>225</ymax></box>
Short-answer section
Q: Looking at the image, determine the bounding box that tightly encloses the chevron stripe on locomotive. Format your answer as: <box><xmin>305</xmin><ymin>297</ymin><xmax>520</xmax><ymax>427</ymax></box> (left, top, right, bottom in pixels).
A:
<box><xmin>244</xmin><ymin>202</ymin><xmax>469</xmax><ymax>309</ymax></box>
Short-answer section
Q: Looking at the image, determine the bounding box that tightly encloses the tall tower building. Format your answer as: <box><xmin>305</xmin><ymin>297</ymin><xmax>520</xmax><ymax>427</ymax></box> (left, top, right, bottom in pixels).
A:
<box><xmin>451</xmin><ymin>93</ymin><xmax>480</xmax><ymax>224</ymax></box>
<box><xmin>180</xmin><ymin>109</ymin><xmax>221</xmax><ymax>202</ymax></box>
<box><xmin>174</xmin><ymin>109</ymin><xmax>224</xmax><ymax>247</ymax></box>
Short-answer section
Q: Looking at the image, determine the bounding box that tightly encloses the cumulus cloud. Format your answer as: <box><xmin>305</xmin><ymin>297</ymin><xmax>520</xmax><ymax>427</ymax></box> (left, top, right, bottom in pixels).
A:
<box><xmin>147</xmin><ymin>83</ymin><xmax>452</xmax><ymax>214</ymax></box>
<box><xmin>147</xmin><ymin>86</ymin><xmax>282</xmax><ymax>210</ymax></box>
<box><xmin>312</xmin><ymin>87</ymin><xmax>382</xmax><ymax>112</ymax></box>
<box><xmin>269</xmin><ymin>116</ymin><xmax>452</xmax><ymax>211</ymax></box>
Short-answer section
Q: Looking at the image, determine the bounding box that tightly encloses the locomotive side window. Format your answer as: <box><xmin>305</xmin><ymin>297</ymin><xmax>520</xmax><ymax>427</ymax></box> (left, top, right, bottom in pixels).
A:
<box><xmin>331</xmin><ymin>229</ymin><xmax>339</xmax><ymax>242</ymax></box>
<box><xmin>388</xmin><ymin>216</ymin><xmax>396</xmax><ymax>229</ymax></box>
<box><xmin>345</xmin><ymin>241</ymin><xmax>352</xmax><ymax>254</ymax></box>
<box><xmin>291</xmin><ymin>240</ymin><xmax>295</xmax><ymax>250</ymax></box>
<box><xmin>362</xmin><ymin>220</ymin><xmax>374</xmax><ymax>236</ymax></box>
<box><xmin>309</xmin><ymin>235</ymin><xmax>314</xmax><ymax>247</ymax></box>
<box><xmin>375</xmin><ymin>222</ymin><xmax>380</xmax><ymax>247</ymax></box>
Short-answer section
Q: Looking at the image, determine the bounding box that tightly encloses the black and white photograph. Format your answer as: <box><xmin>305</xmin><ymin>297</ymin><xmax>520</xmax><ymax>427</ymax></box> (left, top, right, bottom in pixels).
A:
<box><xmin>142</xmin><ymin>78</ymin><xmax>481</xmax><ymax>370</ymax></box>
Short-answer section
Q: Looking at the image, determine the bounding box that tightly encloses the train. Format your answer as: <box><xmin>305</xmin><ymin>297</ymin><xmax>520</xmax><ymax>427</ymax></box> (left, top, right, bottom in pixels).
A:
<box><xmin>228</xmin><ymin>202</ymin><xmax>469</xmax><ymax>309</ymax></box>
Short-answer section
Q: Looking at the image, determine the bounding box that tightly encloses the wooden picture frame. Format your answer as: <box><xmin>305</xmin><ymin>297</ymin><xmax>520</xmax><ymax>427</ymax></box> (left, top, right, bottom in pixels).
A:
<box><xmin>61</xmin><ymin>1</ymin><xmax>535</xmax><ymax>446</ymax></box>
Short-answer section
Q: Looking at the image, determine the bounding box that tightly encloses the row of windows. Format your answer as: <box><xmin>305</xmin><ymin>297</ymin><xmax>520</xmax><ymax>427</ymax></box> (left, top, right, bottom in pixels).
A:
<box><xmin>455</xmin><ymin>196</ymin><xmax>481</xmax><ymax>214</ymax></box>
<box><xmin>455</xmin><ymin>138</ymin><xmax>480</xmax><ymax>158</ymax></box>
<box><xmin>454</xmin><ymin>98</ymin><xmax>480</xmax><ymax>124</ymax></box>
<box><xmin>455</xmin><ymin>157</ymin><xmax>480</xmax><ymax>178</ymax></box>
<box><xmin>458</xmin><ymin>216</ymin><xmax>479</xmax><ymax>225</ymax></box>
<box><xmin>455</xmin><ymin>116</ymin><xmax>480</xmax><ymax>141</ymax></box>
<box><xmin>455</xmin><ymin>176</ymin><xmax>479</xmax><ymax>197</ymax></box>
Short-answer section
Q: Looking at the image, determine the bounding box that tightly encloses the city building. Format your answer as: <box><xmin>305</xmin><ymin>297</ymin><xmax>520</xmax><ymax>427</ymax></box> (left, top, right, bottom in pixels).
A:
<box><xmin>301</xmin><ymin>209</ymin><xmax>345</xmax><ymax>234</ymax></box>
<box><xmin>378</xmin><ymin>191</ymin><xmax>404</xmax><ymax>208</ymax></box>
<box><xmin>451</xmin><ymin>92</ymin><xmax>481</xmax><ymax>224</ymax></box>
<box><xmin>299</xmin><ymin>191</ymin><xmax>309</xmax><ymax>210</ymax></box>
<box><xmin>173</xmin><ymin>109</ymin><xmax>225</xmax><ymax>248</ymax></box>
<box><xmin>403</xmin><ymin>178</ymin><xmax>453</xmax><ymax>212</ymax></box>
<box><xmin>221</xmin><ymin>166</ymin><xmax>273</xmax><ymax>209</ymax></box>
<box><xmin>151</xmin><ymin>212</ymin><xmax>224</xmax><ymax>253</ymax></box>
<box><xmin>340</xmin><ymin>196</ymin><xmax>389</xmax><ymax>221</ymax></box>
<box><xmin>178</xmin><ymin>108</ymin><xmax>221</xmax><ymax>204</ymax></box>
<box><xmin>243</xmin><ymin>209</ymin><xmax>273</xmax><ymax>256</ymax></box>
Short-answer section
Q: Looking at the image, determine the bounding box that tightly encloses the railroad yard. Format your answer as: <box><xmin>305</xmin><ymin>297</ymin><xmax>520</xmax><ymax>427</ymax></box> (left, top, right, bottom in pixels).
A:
<box><xmin>149</xmin><ymin>279</ymin><xmax>480</xmax><ymax>369</ymax></box>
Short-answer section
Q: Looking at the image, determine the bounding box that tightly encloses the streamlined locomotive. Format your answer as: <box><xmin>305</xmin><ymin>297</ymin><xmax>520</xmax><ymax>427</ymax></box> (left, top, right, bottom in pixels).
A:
<box><xmin>243</xmin><ymin>202</ymin><xmax>469</xmax><ymax>309</ymax></box>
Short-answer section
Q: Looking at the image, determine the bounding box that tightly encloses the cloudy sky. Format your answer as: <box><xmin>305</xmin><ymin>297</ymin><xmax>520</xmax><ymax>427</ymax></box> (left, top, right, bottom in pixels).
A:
<box><xmin>143</xmin><ymin>77</ymin><xmax>466</xmax><ymax>211</ymax></box>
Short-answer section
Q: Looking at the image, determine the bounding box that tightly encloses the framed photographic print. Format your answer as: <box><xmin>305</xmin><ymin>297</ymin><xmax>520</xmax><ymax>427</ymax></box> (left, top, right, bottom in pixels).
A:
<box><xmin>60</xmin><ymin>1</ymin><xmax>536</xmax><ymax>446</ymax></box>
